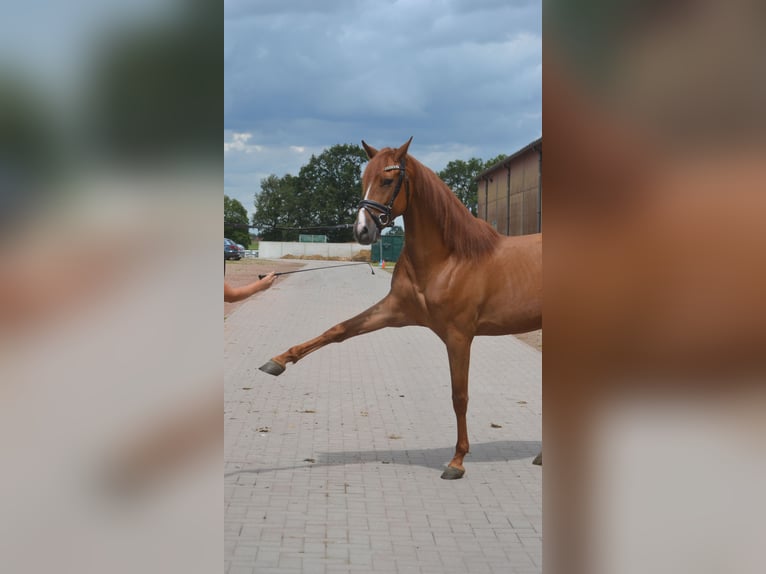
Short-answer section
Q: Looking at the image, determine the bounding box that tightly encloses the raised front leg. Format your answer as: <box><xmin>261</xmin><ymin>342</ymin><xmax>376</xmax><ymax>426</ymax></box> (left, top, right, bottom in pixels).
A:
<box><xmin>259</xmin><ymin>294</ymin><xmax>411</xmax><ymax>376</ymax></box>
<box><xmin>441</xmin><ymin>332</ymin><xmax>473</xmax><ymax>480</ymax></box>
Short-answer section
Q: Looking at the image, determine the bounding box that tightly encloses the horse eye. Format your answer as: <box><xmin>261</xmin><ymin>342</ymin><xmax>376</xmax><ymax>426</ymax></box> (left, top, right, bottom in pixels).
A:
<box><xmin>381</xmin><ymin>179</ymin><xmax>393</xmax><ymax>186</ymax></box>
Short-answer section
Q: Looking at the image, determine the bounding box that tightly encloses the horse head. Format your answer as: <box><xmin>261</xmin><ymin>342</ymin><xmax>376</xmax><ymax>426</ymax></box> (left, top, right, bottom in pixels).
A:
<box><xmin>354</xmin><ymin>137</ymin><xmax>413</xmax><ymax>245</ymax></box>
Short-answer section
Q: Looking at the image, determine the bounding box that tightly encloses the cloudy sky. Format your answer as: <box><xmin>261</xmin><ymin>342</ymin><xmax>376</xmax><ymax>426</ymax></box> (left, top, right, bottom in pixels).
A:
<box><xmin>224</xmin><ymin>0</ymin><xmax>541</xmax><ymax>220</ymax></box>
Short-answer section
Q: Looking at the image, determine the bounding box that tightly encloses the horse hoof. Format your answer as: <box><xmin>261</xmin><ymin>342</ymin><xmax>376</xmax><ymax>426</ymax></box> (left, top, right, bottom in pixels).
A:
<box><xmin>259</xmin><ymin>360</ymin><xmax>286</xmax><ymax>376</ymax></box>
<box><xmin>440</xmin><ymin>466</ymin><xmax>465</xmax><ymax>480</ymax></box>
<box><xmin>532</xmin><ymin>452</ymin><xmax>542</xmax><ymax>466</ymax></box>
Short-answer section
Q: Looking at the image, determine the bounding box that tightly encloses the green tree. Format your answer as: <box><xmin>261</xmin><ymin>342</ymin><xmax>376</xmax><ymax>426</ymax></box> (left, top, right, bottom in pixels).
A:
<box><xmin>251</xmin><ymin>145</ymin><xmax>510</xmax><ymax>241</ymax></box>
<box><xmin>297</xmin><ymin>143</ymin><xmax>368</xmax><ymax>242</ymax></box>
<box><xmin>252</xmin><ymin>144</ymin><xmax>368</xmax><ymax>242</ymax></box>
<box><xmin>438</xmin><ymin>154</ymin><xmax>509</xmax><ymax>216</ymax></box>
<box><xmin>484</xmin><ymin>154</ymin><xmax>508</xmax><ymax>170</ymax></box>
<box><xmin>438</xmin><ymin>158</ymin><xmax>485</xmax><ymax>216</ymax></box>
<box><xmin>252</xmin><ymin>174</ymin><xmax>302</xmax><ymax>241</ymax></box>
<box><xmin>224</xmin><ymin>195</ymin><xmax>251</xmax><ymax>246</ymax></box>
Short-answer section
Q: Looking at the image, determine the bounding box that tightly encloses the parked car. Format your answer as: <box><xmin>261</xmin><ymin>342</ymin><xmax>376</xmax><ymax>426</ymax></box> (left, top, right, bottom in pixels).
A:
<box><xmin>236</xmin><ymin>243</ymin><xmax>246</xmax><ymax>257</ymax></box>
<box><xmin>224</xmin><ymin>238</ymin><xmax>241</xmax><ymax>260</ymax></box>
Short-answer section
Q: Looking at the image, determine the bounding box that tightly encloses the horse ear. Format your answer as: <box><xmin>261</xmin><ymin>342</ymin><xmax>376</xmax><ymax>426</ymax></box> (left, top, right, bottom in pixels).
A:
<box><xmin>361</xmin><ymin>140</ymin><xmax>378</xmax><ymax>159</ymax></box>
<box><xmin>394</xmin><ymin>137</ymin><xmax>413</xmax><ymax>161</ymax></box>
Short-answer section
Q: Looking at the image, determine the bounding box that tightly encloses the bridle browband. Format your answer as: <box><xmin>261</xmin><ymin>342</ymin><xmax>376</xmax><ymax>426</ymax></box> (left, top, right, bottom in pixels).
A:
<box><xmin>357</xmin><ymin>157</ymin><xmax>409</xmax><ymax>230</ymax></box>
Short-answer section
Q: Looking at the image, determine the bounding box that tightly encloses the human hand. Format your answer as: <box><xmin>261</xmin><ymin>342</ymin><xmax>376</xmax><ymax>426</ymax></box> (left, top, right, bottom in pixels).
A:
<box><xmin>261</xmin><ymin>271</ymin><xmax>277</xmax><ymax>289</ymax></box>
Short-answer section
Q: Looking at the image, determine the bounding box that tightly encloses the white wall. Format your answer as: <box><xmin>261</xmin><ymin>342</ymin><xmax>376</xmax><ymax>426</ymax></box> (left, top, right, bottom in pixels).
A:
<box><xmin>258</xmin><ymin>241</ymin><xmax>369</xmax><ymax>259</ymax></box>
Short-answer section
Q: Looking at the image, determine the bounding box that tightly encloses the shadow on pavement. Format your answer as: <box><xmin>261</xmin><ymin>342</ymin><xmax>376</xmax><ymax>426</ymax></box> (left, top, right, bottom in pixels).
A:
<box><xmin>225</xmin><ymin>439</ymin><xmax>542</xmax><ymax>477</ymax></box>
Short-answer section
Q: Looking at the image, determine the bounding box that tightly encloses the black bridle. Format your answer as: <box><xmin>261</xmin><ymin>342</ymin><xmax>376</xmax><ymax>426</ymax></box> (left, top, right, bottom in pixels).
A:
<box><xmin>357</xmin><ymin>157</ymin><xmax>409</xmax><ymax>230</ymax></box>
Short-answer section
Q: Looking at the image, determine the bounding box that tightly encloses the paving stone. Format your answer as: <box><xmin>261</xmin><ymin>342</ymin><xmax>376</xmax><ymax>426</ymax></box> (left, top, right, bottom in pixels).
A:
<box><xmin>225</xmin><ymin>261</ymin><xmax>541</xmax><ymax>573</ymax></box>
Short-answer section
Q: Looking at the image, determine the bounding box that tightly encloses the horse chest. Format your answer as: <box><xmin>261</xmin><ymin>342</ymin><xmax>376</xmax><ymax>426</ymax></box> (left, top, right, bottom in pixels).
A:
<box><xmin>410</xmin><ymin>282</ymin><xmax>477</xmax><ymax>332</ymax></box>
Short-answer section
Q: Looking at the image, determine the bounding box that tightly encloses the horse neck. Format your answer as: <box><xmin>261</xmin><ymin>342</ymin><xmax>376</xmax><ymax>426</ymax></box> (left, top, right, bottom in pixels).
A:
<box><xmin>400</xmin><ymin>169</ymin><xmax>451</xmax><ymax>269</ymax></box>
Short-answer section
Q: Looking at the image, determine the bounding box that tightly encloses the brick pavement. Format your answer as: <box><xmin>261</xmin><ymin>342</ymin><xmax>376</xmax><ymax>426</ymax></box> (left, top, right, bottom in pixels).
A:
<box><xmin>225</xmin><ymin>261</ymin><xmax>542</xmax><ymax>573</ymax></box>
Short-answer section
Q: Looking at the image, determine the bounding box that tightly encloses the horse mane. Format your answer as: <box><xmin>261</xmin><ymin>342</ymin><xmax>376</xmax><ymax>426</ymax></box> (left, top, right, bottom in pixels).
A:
<box><xmin>408</xmin><ymin>154</ymin><xmax>500</xmax><ymax>259</ymax></box>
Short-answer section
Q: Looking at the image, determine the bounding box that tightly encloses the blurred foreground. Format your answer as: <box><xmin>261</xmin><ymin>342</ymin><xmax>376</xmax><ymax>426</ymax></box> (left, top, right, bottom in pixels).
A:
<box><xmin>0</xmin><ymin>1</ymin><xmax>220</xmax><ymax>573</ymax></box>
<box><xmin>544</xmin><ymin>1</ymin><xmax>766</xmax><ymax>572</ymax></box>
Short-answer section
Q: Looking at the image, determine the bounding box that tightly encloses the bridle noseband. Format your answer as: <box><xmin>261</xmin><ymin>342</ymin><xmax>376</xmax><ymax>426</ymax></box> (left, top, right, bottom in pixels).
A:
<box><xmin>357</xmin><ymin>157</ymin><xmax>409</xmax><ymax>230</ymax></box>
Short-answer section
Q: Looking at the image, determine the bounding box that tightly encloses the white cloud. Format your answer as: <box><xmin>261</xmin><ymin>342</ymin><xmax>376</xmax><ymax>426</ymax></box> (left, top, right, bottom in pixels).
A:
<box><xmin>224</xmin><ymin>0</ymin><xmax>541</xmax><ymax>220</ymax></box>
<box><xmin>223</xmin><ymin>131</ymin><xmax>254</xmax><ymax>153</ymax></box>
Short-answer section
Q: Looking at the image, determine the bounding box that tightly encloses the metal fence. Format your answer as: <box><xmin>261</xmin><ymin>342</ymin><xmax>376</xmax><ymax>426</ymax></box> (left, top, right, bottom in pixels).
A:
<box><xmin>371</xmin><ymin>235</ymin><xmax>404</xmax><ymax>263</ymax></box>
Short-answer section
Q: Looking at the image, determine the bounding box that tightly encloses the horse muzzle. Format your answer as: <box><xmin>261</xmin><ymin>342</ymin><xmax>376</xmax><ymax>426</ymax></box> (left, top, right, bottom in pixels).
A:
<box><xmin>354</xmin><ymin>208</ymin><xmax>380</xmax><ymax>245</ymax></box>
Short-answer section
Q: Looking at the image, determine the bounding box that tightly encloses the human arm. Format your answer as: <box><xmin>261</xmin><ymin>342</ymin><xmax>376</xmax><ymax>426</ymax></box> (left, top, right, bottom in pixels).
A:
<box><xmin>224</xmin><ymin>271</ymin><xmax>277</xmax><ymax>302</ymax></box>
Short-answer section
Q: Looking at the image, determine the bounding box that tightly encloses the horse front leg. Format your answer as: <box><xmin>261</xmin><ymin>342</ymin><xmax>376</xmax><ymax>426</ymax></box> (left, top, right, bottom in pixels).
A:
<box><xmin>441</xmin><ymin>333</ymin><xmax>473</xmax><ymax>480</ymax></box>
<box><xmin>259</xmin><ymin>295</ymin><xmax>409</xmax><ymax>376</ymax></box>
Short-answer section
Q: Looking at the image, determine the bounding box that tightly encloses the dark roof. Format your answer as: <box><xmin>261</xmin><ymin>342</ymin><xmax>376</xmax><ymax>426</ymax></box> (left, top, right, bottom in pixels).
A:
<box><xmin>475</xmin><ymin>137</ymin><xmax>542</xmax><ymax>181</ymax></box>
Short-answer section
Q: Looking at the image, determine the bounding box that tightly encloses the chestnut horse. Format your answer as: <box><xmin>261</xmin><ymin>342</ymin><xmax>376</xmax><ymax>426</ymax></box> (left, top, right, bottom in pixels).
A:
<box><xmin>260</xmin><ymin>138</ymin><xmax>542</xmax><ymax>479</ymax></box>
